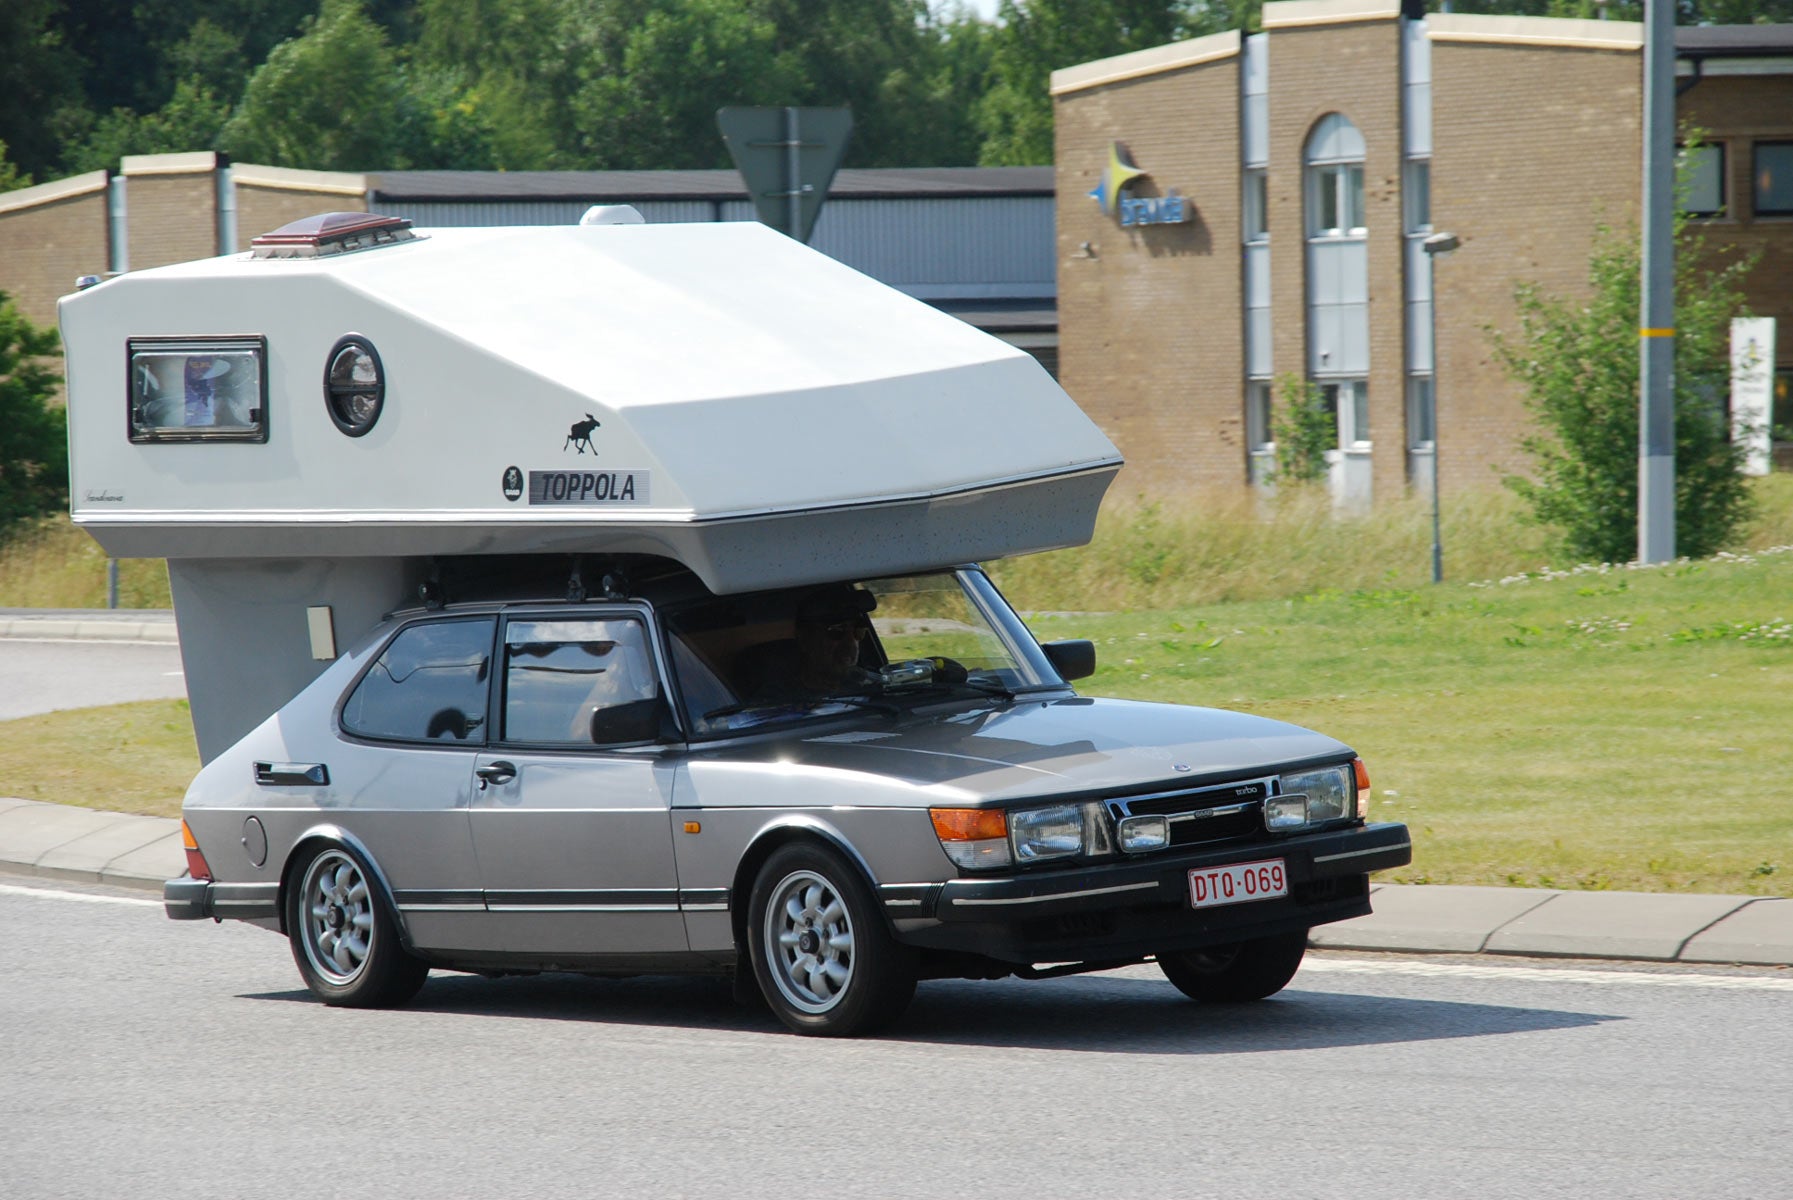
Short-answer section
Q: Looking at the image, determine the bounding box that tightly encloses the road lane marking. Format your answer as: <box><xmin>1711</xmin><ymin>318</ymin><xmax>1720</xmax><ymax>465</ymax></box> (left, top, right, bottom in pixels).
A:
<box><xmin>0</xmin><ymin>883</ymin><xmax>160</xmax><ymax>908</ymax></box>
<box><xmin>1301</xmin><ymin>957</ymin><xmax>1793</xmax><ymax>992</ymax></box>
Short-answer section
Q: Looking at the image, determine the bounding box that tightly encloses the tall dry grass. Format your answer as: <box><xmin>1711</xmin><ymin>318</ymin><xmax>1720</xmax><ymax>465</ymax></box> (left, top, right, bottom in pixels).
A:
<box><xmin>990</xmin><ymin>473</ymin><xmax>1793</xmax><ymax>614</ymax></box>
<box><xmin>2</xmin><ymin>475</ymin><xmax>1790</xmax><ymax>613</ymax></box>
<box><xmin>0</xmin><ymin>516</ymin><xmax>172</xmax><ymax>608</ymax></box>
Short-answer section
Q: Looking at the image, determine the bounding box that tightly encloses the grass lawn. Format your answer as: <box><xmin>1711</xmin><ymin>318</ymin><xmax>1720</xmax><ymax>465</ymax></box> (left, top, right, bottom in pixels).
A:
<box><xmin>2</xmin><ymin>548</ymin><xmax>1790</xmax><ymax>896</ymax></box>
<box><xmin>0</xmin><ymin>699</ymin><xmax>198</xmax><ymax>819</ymax></box>
<box><xmin>1026</xmin><ymin>548</ymin><xmax>1793</xmax><ymax>897</ymax></box>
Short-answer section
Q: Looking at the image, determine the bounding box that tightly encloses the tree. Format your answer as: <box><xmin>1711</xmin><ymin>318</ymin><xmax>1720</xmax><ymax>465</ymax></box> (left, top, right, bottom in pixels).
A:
<box><xmin>1491</xmin><ymin>215</ymin><xmax>1756</xmax><ymax>563</ymax></box>
<box><xmin>0</xmin><ymin>294</ymin><xmax>67</xmax><ymax>542</ymax></box>
<box><xmin>1269</xmin><ymin>373</ymin><xmax>1333</xmax><ymax>486</ymax></box>
<box><xmin>219</xmin><ymin>0</ymin><xmax>426</xmax><ymax>171</ymax></box>
<box><xmin>0</xmin><ymin>0</ymin><xmax>85</xmax><ymax>180</ymax></box>
<box><xmin>0</xmin><ymin>140</ymin><xmax>32</xmax><ymax>193</ymax></box>
<box><xmin>976</xmin><ymin>1</ymin><xmax>1254</xmax><ymax>165</ymax></box>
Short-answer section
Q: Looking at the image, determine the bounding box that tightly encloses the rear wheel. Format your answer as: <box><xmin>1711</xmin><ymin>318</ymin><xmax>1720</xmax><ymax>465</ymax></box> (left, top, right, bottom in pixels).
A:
<box><xmin>747</xmin><ymin>843</ymin><xmax>915</xmax><ymax>1036</ymax></box>
<box><xmin>1157</xmin><ymin>931</ymin><xmax>1308</xmax><ymax>1003</ymax></box>
<box><xmin>286</xmin><ymin>844</ymin><xmax>428</xmax><ymax>1008</ymax></box>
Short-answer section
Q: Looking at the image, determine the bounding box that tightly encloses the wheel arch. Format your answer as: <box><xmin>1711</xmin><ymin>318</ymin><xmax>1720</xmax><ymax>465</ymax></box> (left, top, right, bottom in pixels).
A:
<box><xmin>278</xmin><ymin>824</ymin><xmax>415</xmax><ymax>952</ymax></box>
<box><xmin>728</xmin><ymin>815</ymin><xmax>891</xmax><ymax>954</ymax></box>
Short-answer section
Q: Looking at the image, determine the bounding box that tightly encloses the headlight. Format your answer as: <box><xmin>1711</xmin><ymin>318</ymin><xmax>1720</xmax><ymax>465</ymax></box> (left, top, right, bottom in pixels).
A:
<box><xmin>1010</xmin><ymin>801</ymin><xmax>1113</xmax><ymax>863</ymax></box>
<box><xmin>1268</xmin><ymin>765</ymin><xmax>1355</xmax><ymax>832</ymax></box>
<box><xmin>1010</xmin><ymin>804</ymin><xmax>1084</xmax><ymax>862</ymax></box>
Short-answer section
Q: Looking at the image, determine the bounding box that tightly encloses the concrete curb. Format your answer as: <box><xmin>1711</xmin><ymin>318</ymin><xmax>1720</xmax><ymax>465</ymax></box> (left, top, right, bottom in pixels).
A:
<box><xmin>1</xmin><ymin>796</ymin><xmax>1789</xmax><ymax>966</ymax></box>
<box><xmin>0</xmin><ymin>610</ymin><xmax>178</xmax><ymax>645</ymax></box>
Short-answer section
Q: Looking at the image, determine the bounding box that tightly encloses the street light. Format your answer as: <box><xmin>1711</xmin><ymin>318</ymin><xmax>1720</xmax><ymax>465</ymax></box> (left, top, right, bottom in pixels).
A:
<box><xmin>1422</xmin><ymin>231</ymin><xmax>1460</xmax><ymax>584</ymax></box>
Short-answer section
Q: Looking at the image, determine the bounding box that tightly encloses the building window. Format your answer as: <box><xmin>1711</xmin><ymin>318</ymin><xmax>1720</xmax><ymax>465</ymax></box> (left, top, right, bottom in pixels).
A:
<box><xmin>1321</xmin><ymin>379</ymin><xmax>1369</xmax><ymax>448</ymax></box>
<box><xmin>1306</xmin><ymin>113</ymin><xmax>1367</xmax><ymax>237</ymax></box>
<box><xmin>1405</xmin><ymin>160</ymin><xmax>1431</xmax><ymax>232</ymax></box>
<box><xmin>1756</xmin><ymin>142</ymin><xmax>1793</xmax><ymax>216</ymax></box>
<box><xmin>1774</xmin><ymin>368</ymin><xmax>1792</xmax><ymax>442</ymax></box>
<box><xmin>1679</xmin><ymin>143</ymin><xmax>1725</xmax><ymax>217</ymax></box>
<box><xmin>1310</xmin><ymin>163</ymin><xmax>1365</xmax><ymax>236</ymax></box>
<box><xmin>1246</xmin><ymin>381</ymin><xmax>1273</xmax><ymax>451</ymax></box>
<box><xmin>1244</xmin><ymin>169</ymin><xmax>1268</xmax><ymax>242</ymax></box>
<box><xmin>1407</xmin><ymin>376</ymin><xmax>1435</xmax><ymax>449</ymax></box>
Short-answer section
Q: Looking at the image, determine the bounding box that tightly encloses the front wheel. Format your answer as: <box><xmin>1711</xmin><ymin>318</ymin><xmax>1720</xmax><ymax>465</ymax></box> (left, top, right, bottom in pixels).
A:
<box><xmin>1157</xmin><ymin>931</ymin><xmax>1309</xmax><ymax>1003</ymax></box>
<box><xmin>747</xmin><ymin>843</ymin><xmax>916</xmax><ymax>1036</ymax></box>
<box><xmin>285</xmin><ymin>843</ymin><xmax>429</xmax><ymax>1008</ymax></box>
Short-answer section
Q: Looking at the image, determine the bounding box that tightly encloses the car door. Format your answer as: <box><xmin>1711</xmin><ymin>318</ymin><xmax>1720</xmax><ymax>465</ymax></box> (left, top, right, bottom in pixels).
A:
<box><xmin>333</xmin><ymin>614</ymin><xmax>494</xmax><ymax>952</ymax></box>
<box><xmin>465</xmin><ymin>608</ymin><xmax>686</xmax><ymax>956</ymax></box>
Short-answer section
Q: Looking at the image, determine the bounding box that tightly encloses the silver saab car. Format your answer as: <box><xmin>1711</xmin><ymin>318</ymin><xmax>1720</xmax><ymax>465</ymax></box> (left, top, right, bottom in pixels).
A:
<box><xmin>166</xmin><ymin>559</ymin><xmax>1411</xmax><ymax>1035</ymax></box>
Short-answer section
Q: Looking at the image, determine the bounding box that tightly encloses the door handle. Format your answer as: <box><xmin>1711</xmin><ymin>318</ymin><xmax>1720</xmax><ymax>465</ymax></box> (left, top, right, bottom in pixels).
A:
<box><xmin>475</xmin><ymin>760</ymin><xmax>517</xmax><ymax>789</ymax></box>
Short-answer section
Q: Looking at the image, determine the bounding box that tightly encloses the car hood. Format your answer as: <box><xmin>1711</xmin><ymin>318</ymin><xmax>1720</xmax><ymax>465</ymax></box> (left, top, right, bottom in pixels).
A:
<box><xmin>704</xmin><ymin>696</ymin><xmax>1352</xmax><ymax>804</ymax></box>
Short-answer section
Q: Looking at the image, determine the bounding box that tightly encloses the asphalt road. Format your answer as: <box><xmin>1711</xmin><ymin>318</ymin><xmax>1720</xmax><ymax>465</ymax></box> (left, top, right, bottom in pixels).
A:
<box><xmin>0</xmin><ymin>639</ymin><xmax>187</xmax><ymax>721</ymax></box>
<box><xmin>3</xmin><ymin>876</ymin><xmax>1788</xmax><ymax>1199</ymax></box>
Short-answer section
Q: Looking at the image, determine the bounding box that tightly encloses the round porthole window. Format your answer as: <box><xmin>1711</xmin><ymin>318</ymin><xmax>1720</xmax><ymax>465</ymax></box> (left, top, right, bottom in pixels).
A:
<box><xmin>324</xmin><ymin>336</ymin><xmax>385</xmax><ymax>436</ymax></box>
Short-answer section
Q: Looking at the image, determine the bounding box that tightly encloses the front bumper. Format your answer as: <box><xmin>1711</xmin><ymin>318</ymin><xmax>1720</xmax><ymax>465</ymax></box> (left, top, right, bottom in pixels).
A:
<box><xmin>898</xmin><ymin>821</ymin><xmax>1410</xmax><ymax>965</ymax></box>
<box><xmin>164</xmin><ymin>876</ymin><xmax>280</xmax><ymax>922</ymax></box>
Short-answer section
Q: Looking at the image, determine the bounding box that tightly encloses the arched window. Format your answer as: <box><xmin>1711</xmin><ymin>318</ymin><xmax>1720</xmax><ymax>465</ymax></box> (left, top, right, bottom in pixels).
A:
<box><xmin>1306</xmin><ymin>113</ymin><xmax>1366</xmax><ymax>237</ymax></box>
<box><xmin>1303</xmin><ymin>114</ymin><xmax>1372</xmax><ymax>507</ymax></box>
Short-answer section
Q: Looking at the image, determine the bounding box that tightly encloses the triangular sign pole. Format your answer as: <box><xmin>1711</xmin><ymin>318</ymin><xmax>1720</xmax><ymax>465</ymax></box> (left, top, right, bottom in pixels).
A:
<box><xmin>717</xmin><ymin>106</ymin><xmax>853</xmax><ymax>243</ymax></box>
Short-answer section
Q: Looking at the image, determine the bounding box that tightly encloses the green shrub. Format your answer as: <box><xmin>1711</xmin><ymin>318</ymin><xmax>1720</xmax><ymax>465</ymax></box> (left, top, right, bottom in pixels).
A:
<box><xmin>0</xmin><ymin>293</ymin><xmax>66</xmax><ymax>542</ymax></box>
<box><xmin>1492</xmin><ymin>218</ymin><xmax>1755</xmax><ymax>563</ymax></box>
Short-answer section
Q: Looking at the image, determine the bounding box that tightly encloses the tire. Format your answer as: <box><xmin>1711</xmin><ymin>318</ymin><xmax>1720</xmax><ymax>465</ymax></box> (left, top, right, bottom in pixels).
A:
<box><xmin>285</xmin><ymin>843</ymin><xmax>429</xmax><ymax>1008</ymax></box>
<box><xmin>1157</xmin><ymin>931</ymin><xmax>1309</xmax><ymax>1003</ymax></box>
<box><xmin>747</xmin><ymin>842</ymin><xmax>916</xmax><ymax>1036</ymax></box>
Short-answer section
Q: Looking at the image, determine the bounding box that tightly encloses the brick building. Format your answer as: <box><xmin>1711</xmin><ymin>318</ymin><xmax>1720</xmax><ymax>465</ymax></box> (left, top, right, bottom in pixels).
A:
<box><xmin>1054</xmin><ymin>2</ymin><xmax>1793</xmax><ymax>503</ymax></box>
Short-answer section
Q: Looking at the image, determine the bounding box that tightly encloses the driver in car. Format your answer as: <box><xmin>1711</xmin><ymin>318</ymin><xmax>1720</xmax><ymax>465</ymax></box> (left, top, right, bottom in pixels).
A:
<box><xmin>755</xmin><ymin>585</ymin><xmax>880</xmax><ymax>702</ymax></box>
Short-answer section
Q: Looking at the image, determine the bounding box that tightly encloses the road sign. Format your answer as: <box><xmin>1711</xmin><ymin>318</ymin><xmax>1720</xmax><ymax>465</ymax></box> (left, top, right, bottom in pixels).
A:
<box><xmin>716</xmin><ymin>107</ymin><xmax>853</xmax><ymax>243</ymax></box>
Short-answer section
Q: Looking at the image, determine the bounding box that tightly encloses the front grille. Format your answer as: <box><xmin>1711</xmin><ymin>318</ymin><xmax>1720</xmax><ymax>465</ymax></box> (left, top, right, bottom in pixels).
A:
<box><xmin>1107</xmin><ymin>778</ymin><xmax>1270</xmax><ymax>848</ymax></box>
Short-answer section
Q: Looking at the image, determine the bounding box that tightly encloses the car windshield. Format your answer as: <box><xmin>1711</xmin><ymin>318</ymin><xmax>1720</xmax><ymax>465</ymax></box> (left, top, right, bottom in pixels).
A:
<box><xmin>662</xmin><ymin>569</ymin><xmax>1064</xmax><ymax>737</ymax></box>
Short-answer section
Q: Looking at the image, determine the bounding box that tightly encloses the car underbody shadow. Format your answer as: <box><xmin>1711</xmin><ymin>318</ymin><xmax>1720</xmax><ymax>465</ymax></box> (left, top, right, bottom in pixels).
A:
<box><xmin>240</xmin><ymin>964</ymin><xmax>1619</xmax><ymax>1052</ymax></box>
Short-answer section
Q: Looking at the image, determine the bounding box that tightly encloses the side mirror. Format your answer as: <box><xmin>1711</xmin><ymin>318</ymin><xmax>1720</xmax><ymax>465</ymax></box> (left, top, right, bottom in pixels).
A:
<box><xmin>1041</xmin><ymin>639</ymin><xmax>1095</xmax><ymax>682</ymax></box>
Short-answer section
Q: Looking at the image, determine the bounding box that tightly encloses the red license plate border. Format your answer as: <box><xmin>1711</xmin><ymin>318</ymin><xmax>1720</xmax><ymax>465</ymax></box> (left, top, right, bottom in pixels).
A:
<box><xmin>1186</xmin><ymin>857</ymin><xmax>1289</xmax><ymax>909</ymax></box>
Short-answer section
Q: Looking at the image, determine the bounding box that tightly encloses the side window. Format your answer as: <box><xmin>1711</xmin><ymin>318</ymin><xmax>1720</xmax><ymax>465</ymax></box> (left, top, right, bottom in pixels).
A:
<box><xmin>342</xmin><ymin>618</ymin><xmax>493</xmax><ymax>742</ymax></box>
<box><xmin>501</xmin><ymin>617</ymin><xmax>662</xmax><ymax>746</ymax></box>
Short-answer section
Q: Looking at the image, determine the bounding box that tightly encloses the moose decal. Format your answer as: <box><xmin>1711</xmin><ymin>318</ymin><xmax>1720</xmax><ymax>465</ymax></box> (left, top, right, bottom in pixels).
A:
<box><xmin>564</xmin><ymin>413</ymin><xmax>601</xmax><ymax>455</ymax></box>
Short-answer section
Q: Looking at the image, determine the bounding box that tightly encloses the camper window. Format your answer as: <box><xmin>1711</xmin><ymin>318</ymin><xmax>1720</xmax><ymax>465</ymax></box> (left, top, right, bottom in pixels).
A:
<box><xmin>324</xmin><ymin>336</ymin><xmax>385</xmax><ymax>437</ymax></box>
<box><xmin>127</xmin><ymin>336</ymin><xmax>269</xmax><ymax>443</ymax></box>
<box><xmin>340</xmin><ymin>617</ymin><xmax>493</xmax><ymax>742</ymax></box>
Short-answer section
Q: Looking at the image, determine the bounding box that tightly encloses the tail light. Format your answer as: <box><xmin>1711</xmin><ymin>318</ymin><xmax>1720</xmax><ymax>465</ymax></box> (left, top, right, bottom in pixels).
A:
<box><xmin>180</xmin><ymin>820</ymin><xmax>212</xmax><ymax>881</ymax></box>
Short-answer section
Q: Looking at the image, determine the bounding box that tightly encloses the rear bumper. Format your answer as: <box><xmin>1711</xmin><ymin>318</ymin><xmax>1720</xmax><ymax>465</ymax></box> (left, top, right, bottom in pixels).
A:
<box><xmin>164</xmin><ymin>876</ymin><xmax>280</xmax><ymax>922</ymax></box>
<box><xmin>899</xmin><ymin>822</ymin><xmax>1410</xmax><ymax>965</ymax></box>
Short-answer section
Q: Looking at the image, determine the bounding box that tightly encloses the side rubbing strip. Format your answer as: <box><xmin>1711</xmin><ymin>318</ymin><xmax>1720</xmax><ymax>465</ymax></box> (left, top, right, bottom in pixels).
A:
<box><xmin>679</xmin><ymin>888</ymin><xmax>730</xmax><ymax>912</ymax></box>
<box><xmin>394</xmin><ymin>889</ymin><xmax>485</xmax><ymax>913</ymax></box>
<box><xmin>1313</xmin><ymin>841</ymin><xmax>1412</xmax><ymax>865</ymax></box>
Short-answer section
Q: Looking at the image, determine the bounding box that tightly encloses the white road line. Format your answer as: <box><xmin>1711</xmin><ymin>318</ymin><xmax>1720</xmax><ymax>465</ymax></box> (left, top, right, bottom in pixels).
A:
<box><xmin>0</xmin><ymin>883</ymin><xmax>160</xmax><ymax>908</ymax></box>
<box><xmin>1302</xmin><ymin>956</ymin><xmax>1793</xmax><ymax>992</ymax></box>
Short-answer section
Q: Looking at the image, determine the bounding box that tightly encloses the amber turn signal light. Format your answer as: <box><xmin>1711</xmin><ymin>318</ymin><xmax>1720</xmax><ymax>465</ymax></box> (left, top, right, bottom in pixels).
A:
<box><xmin>179</xmin><ymin>819</ymin><xmax>212</xmax><ymax>881</ymax></box>
<box><xmin>929</xmin><ymin>807</ymin><xmax>1007</xmax><ymax>841</ymax></box>
<box><xmin>1352</xmin><ymin>758</ymin><xmax>1371</xmax><ymax>819</ymax></box>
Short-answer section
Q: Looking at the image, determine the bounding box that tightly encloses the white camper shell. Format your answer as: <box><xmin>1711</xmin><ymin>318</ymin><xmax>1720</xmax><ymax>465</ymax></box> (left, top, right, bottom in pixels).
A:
<box><xmin>60</xmin><ymin>213</ymin><xmax>1121</xmax><ymax>760</ymax></box>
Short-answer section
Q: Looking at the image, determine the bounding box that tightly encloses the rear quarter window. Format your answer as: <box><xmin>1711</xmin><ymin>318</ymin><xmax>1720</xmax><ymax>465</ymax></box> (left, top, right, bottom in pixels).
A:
<box><xmin>341</xmin><ymin>617</ymin><xmax>494</xmax><ymax>742</ymax></box>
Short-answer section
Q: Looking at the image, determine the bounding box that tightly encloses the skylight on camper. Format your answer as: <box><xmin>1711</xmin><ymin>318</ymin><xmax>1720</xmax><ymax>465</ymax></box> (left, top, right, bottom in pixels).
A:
<box><xmin>250</xmin><ymin>212</ymin><xmax>418</xmax><ymax>259</ymax></box>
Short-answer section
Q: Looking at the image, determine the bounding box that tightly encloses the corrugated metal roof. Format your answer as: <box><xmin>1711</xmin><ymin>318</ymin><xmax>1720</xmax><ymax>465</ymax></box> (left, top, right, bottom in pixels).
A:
<box><xmin>1677</xmin><ymin>24</ymin><xmax>1793</xmax><ymax>57</ymax></box>
<box><xmin>370</xmin><ymin>166</ymin><xmax>1054</xmax><ymax>202</ymax></box>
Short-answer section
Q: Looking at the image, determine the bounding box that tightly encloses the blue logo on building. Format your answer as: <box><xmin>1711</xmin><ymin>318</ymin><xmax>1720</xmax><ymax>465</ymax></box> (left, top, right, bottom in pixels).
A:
<box><xmin>1088</xmin><ymin>142</ymin><xmax>1191</xmax><ymax>227</ymax></box>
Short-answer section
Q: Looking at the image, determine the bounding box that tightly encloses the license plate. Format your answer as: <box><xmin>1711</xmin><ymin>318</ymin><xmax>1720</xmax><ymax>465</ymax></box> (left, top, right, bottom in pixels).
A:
<box><xmin>1187</xmin><ymin>858</ymin><xmax>1288</xmax><ymax>909</ymax></box>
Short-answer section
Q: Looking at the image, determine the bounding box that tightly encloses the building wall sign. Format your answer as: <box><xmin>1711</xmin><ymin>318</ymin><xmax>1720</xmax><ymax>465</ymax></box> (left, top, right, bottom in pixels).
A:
<box><xmin>1088</xmin><ymin>142</ymin><xmax>1192</xmax><ymax>227</ymax></box>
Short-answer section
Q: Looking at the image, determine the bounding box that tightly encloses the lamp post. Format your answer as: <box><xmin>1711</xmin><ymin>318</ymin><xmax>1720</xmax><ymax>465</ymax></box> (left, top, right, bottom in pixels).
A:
<box><xmin>1422</xmin><ymin>231</ymin><xmax>1460</xmax><ymax>584</ymax></box>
